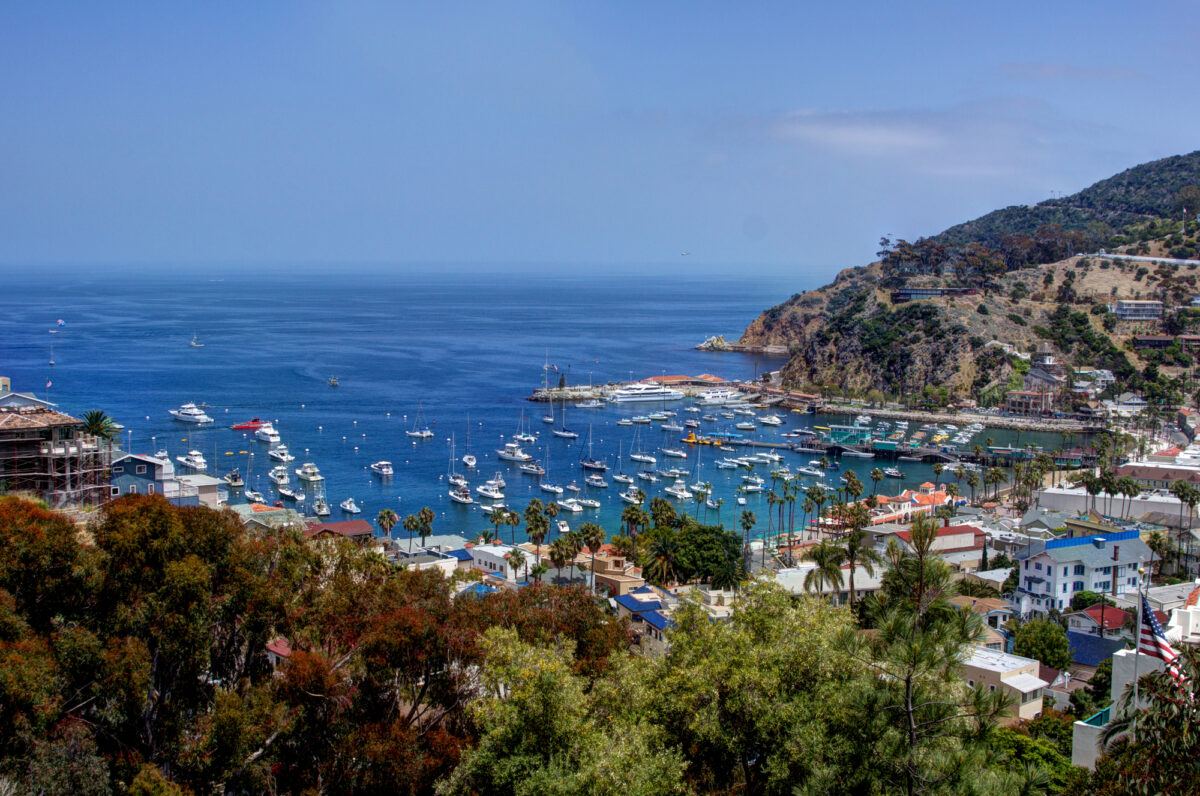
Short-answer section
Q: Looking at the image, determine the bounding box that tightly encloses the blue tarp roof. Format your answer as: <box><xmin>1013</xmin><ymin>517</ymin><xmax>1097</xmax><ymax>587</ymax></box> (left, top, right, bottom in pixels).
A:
<box><xmin>1067</xmin><ymin>630</ymin><xmax>1126</xmax><ymax>667</ymax></box>
<box><xmin>643</xmin><ymin>610</ymin><xmax>673</xmax><ymax>631</ymax></box>
<box><xmin>459</xmin><ymin>582</ymin><xmax>498</xmax><ymax>599</ymax></box>
<box><xmin>614</xmin><ymin>593</ymin><xmax>663</xmax><ymax>614</ymax></box>
<box><xmin>446</xmin><ymin>548</ymin><xmax>473</xmax><ymax>561</ymax></box>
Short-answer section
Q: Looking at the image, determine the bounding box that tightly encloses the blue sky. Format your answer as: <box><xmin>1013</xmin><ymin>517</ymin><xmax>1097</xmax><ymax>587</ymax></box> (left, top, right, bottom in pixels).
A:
<box><xmin>1</xmin><ymin>2</ymin><xmax>1197</xmax><ymax>279</ymax></box>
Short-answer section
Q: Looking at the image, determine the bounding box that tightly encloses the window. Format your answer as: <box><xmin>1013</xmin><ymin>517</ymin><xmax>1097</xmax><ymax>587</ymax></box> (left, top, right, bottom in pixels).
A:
<box><xmin>147</xmin><ymin>484</ymin><xmax>156</xmax><ymax>495</ymax></box>
<box><xmin>1074</xmin><ymin>581</ymin><xmax>1084</xmax><ymax>592</ymax></box>
<box><xmin>110</xmin><ymin>486</ymin><xmax>119</xmax><ymax>496</ymax></box>
<box><xmin>113</xmin><ymin>465</ymin><xmax>124</xmax><ymax>474</ymax></box>
<box><xmin>989</xmin><ymin>685</ymin><xmax>996</xmax><ymax>693</ymax></box>
<box><xmin>1062</xmin><ymin>566</ymin><xmax>1068</xmax><ymax>576</ymax></box>
<box><xmin>968</xmin><ymin>679</ymin><xmax>975</xmax><ymax>688</ymax></box>
<box><xmin>135</xmin><ymin>464</ymin><xmax>147</xmax><ymax>475</ymax></box>
<box><xmin>1035</xmin><ymin>562</ymin><xmax>1042</xmax><ymax>571</ymax></box>
<box><xmin>127</xmin><ymin>485</ymin><xmax>137</xmax><ymax>494</ymax></box>
<box><xmin>1074</xmin><ymin>564</ymin><xmax>1085</xmax><ymax>576</ymax></box>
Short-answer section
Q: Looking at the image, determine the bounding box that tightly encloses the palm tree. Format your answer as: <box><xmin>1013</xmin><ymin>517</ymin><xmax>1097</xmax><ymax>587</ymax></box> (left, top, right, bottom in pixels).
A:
<box><xmin>417</xmin><ymin>505</ymin><xmax>435</xmax><ymax>548</ymax></box>
<box><xmin>525</xmin><ymin>499</ymin><xmax>548</xmax><ymax>564</ymax></box>
<box><xmin>643</xmin><ymin>531</ymin><xmax>680</xmax><ymax>586</ymax></box>
<box><xmin>529</xmin><ymin>561</ymin><xmax>549</xmax><ymax>583</ymax></box>
<box><xmin>507</xmin><ymin>547</ymin><xmax>527</xmax><ymax>581</ymax></box>
<box><xmin>548</xmin><ymin>537</ymin><xmax>572</xmax><ymax>583</ymax></box>
<box><xmin>82</xmin><ymin>409</ymin><xmax>118</xmax><ymax>440</ymax></box>
<box><xmin>488</xmin><ymin>508</ymin><xmax>508</xmax><ymax>544</ymax></box>
<box><xmin>610</xmin><ymin>533</ymin><xmax>638</xmax><ymax>567</ymax></box>
<box><xmin>477</xmin><ymin>527</ymin><xmax>499</xmax><ymax>544</ymax></box>
<box><xmin>802</xmin><ymin>540</ymin><xmax>845</xmax><ymax>600</ymax></box>
<box><xmin>579</xmin><ymin>522</ymin><xmax>605</xmax><ymax>592</ymax></box>
<box><xmin>503</xmin><ymin>508</ymin><xmax>521</xmax><ymax>545</ymax></box>
<box><xmin>966</xmin><ymin>471</ymin><xmax>980</xmax><ymax>504</ymax></box>
<box><xmin>402</xmin><ymin>513</ymin><xmax>420</xmax><ymax>553</ymax></box>
<box><xmin>714</xmin><ymin>497</ymin><xmax>725</xmax><ymax>527</ymax></box>
<box><xmin>837</xmin><ymin>503</ymin><xmax>882</xmax><ymax>610</ymax></box>
<box><xmin>802</xmin><ymin>497</ymin><xmax>815</xmax><ymax>540</ymax></box>
<box><xmin>739</xmin><ymin>510</ymin><xmax>756</xmax><ymax>568</ymax></box>
<box><xmin>377</xmin><ymin>508</ymin><xmax>399</xmax><ymax>541</ymax></box>
<box><xmin>870</xmin><ymin>467</ymin><xmax>884</xmax><ymax>497</ymax></box>
<box><xmin>932</xmin><ymin>462</ymin><xmax>944</xmax><ymax>485</ymax></box>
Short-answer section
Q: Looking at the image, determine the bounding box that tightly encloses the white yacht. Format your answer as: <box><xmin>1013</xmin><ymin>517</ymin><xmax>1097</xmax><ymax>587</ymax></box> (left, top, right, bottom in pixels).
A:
<box><xmin>480</xmin><ymin>502</ymin><xmax>508</xmax><ymax>516</ymax></box>
<box><xmin>268</xmin><ymin>465</ymin><xmax>289</xmax><ymax>486</ymax></box>
<box><xmin>608</xmin><ymin>382</ymin><xmax>685</xmax><ymax>403</ymax></box>
<box><xmin>295</xmin><ymin>462</ymin><xmax>324</xmax><ymax>482</ymax></box>
<box><xmin>616</xmin><ymin>418</ymin><xmax>633</xmax><ymax>427</ymax></box>
<box><xmin>278</xmin><ymin>486</ymin><xmax>303</xmax><ymax>501</ymax></box>
<box><xmin>556</xmin><ymin>519</ymin><xmax>571</xmax><ymax>534</ymax></box>
<box><xmin>584</xmin><ymin>473</ymin><xmax>608</xmax><ymax>488</ymax></box>
<box><xmin>370</xmin><ymin>460</ymin><xmax>393</xmax><ymax>477</ymax></box>
<box><xmin>255</xmin><ymin>424</ymin><xmax>281</xmax><ymax>444</ymax></box>
<box><xmin>556</xmin><ymin>498</ymin><xmax>584</xmax><ymax>513</ymax></box>
<box><xmin>619</xmin><ymin>488</ymin><xmax>644</xmax><ymax>505</ymax></box>
<box><xmin>340</xmin><ymin>497</ymin><xmax>362</xmax><ymax>514</ymax></box>
<box><xmin>759</xmin><ymin>414</ymin><xmax>784</xmax><ymax>426</ymax></box>
<box><xmin>476</xmin><ymin>483</ymin><xmax>505</xmax><ymax>500</ymax></box>
<box><xmin>245</xmin><ymin>489</ymin><xmax>265</xmax><ymax>504</ymax></box>
<box><xmin>462</xmin><ymin>453</ymin><xmax>477</xmax><ymax>469</ymax></box>
<box><xmin>637</xmin><ymin>470</ymin><xmax>658</xmax><ymax>483</ymax></box>
<box><xmin>735</xmin><ymin>421</ymin><xmax>756</xmax><ymax>431</ymax></box>
<box><xmin>696</xmin><ymin>388</ymin><xmax>743</xmax><ymax>406</ymax></box>
<box><xmin>268</xmin><ymin>445</ymin><xmax>295</xmax><ymax>462</ymax></box>
<box><xmin>169</xmin><ymin>402</ymin><xmax>213</xmax><ymax>424</ymax></box>
<box><xmin>612</xmin><ymin>472</ymin><xmax>634</xmax><ymax>485</ymax></box>
<box><xmin>540</xmin><ymin>482</ymin><xmax>564</xmax><ymax>495</ymax></box>
<box><xmin>665</xmin><ymin>479</ymin><xmax>692</xmax><ymax>500</ymax></box>
<box><xmin>797</xmin><ymin>466</ymin><xmax>824</xmax><ymax>477</ymax></box>
<box><xmin>312</xmin><ymin>499</ymin><xmax>331</xmax><ymax>517</ymax></box>
<box><xmin>576</xmin><ymin>497</ymin><xmax>601</xmax><ymax>509</ymax></box>
<box><xmin>496</xmin><ymin>442</ymin><xmax>533</xmax><ymax>462</ymax></box>
<box><xmin>660</xmin><ymin>447</ymin><xmax>688</xmax><ymax>459</ymax></box>
<box><xmin>176</xmin><ymin>450</ymin><xmax>207</xmax><ymax>471</ymax></box>
<box><xmin>519</xmin><ymin>461</ymin><xmax>546</xmax><ymax>476</ymax></box>
<box><xmin>448</xmin><ymin>485</ymin><xmax>473</xmax><ymax>504</ymax></box>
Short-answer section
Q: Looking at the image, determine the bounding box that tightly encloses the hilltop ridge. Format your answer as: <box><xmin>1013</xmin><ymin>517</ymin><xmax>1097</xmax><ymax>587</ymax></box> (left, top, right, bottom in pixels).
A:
<box><xmin>741</xmin><ymin>151</ymin><xmax>1200</xmax><ymax>403</ymax></box>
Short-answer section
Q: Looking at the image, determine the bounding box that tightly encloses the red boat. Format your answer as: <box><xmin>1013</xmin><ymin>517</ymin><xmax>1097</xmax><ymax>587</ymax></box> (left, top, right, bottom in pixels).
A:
<box><xmin>231</xmin><ymin>417</ymin><xmax>266</xmax><ymax>431</ymax></box>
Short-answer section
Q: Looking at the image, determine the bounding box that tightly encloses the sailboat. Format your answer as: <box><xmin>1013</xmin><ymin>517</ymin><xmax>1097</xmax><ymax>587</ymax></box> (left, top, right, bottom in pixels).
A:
<box><xmin>579</xmin><ymin>424</ymin><xmax>607</xmax><ymax>471</ymax></box>
<box><xmin>629</xmin><ymin>426</ymin><xmax>656</xmax><ymax>465</ymax></box>
<box><xmin>539</xmin><ymin>439</ymin><xmax>563</xmax><ymax>494</ymax></box>
<box><xmin>189</xmin><ymin>332</ymin><xmax>204</xmax><ymax>348</ymax></box>
<box><xmin>406</xmin><ymin>404</ymin><xmax>434</xmax><ymax>439</ymax></box>
<box><xmin>462</xmin><ymin>415</ymin><xmax>477</xmax><ymax>468</ymax></box>
<box><xmin>552</xmin><ymin>397</ymin><xmax>578</xmax><ymax>439</ymax></box>
<box><xmin>689</xmin><ymin>445</ymin><xmax>709</xmax><ymax>495</ymax></box>
<box><xmin>49</xmin><ymin>339</ymin><xmax>55</xmax><ymax>366</ymax></box>
<box><xmin>612</xmin><ymin>440</ymin><xmax>634</xmax><ymax>485</ymax></box>
<box><xmin>514</xmin><ymin>409</ymin><xmax>538</xmax><ymax>443</ymax></box>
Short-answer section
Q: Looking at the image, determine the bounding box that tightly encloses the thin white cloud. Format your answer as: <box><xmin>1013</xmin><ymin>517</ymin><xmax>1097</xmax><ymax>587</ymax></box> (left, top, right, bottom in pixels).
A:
<box><xmin>773</xmin><ymin>109</ymin><xmax>945</xmax><ymax>155</ymax></box>
<box><xmin>1000</xmin><ymin>61</ymin><xmax>1145</xmax><ymax>81</ymax></box>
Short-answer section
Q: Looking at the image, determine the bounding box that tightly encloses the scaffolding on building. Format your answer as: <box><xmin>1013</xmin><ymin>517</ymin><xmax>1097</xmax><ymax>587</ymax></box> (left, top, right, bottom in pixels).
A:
<box><xmin>0</xmin><ymin>407</ymin><xmax>112</xmax><ymax>508</ymax></box>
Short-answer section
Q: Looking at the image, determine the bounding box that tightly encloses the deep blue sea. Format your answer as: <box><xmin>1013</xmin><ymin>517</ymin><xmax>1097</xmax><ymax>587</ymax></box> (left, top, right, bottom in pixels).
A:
<box><xmin>0</xmin><ymin>268</ymin><xmax>1065</xmax><ymax>542</ymax></box>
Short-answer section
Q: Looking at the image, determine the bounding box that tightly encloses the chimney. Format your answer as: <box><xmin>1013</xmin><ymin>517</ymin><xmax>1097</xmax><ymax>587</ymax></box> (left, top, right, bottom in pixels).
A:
<box><xmin>1092</xmin><ymin>537</ymin><xmax>1106</xmax><ymax>549</ymax></box>
<box><xmin>1111</xmin><ymin>545</ymin><xmax>1120</xmax><ymax>598</ymax></box>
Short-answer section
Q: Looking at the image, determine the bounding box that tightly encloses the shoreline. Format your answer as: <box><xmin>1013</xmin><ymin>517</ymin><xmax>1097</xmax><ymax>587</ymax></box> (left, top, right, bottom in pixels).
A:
<box><xmin>813</xmin><ymin>403</ymin><xmax>1100</xmax><ymax>434</ymax></box>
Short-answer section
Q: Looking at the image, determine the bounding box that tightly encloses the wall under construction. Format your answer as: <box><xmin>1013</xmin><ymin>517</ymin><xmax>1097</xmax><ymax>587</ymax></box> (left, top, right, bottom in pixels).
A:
<box><xmin>0</xmin><ymin>409</ymin><xmax>111</xmax><ymax>508</ymax></box>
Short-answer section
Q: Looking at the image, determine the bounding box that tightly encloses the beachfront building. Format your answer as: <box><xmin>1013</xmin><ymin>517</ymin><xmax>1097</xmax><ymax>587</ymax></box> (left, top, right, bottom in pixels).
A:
<box><xmin>773</xmin><ymin>561</ymin><xmax>886</xmax><ymax>605</ymax></box>
<box><xmin>1034</xmin><ymin>483</ymin><xmax>1187</xmax><ymax>524</ymax></box>
<box><xmin>175</xmin><ymin>473</ymin><xmax>225</xmax><ymax>507</ymax></box>
<box><xmin>226</xmin><ymin>502</ymin><xmax>307</xmax><ymax>533</ymax></box>
<box><xmin>1013</xmin><ymin>531</ymin><xmax>1150</xmax><ymax>616</ymax></box>
<box><xmin>0</xmin><ymin>401</ymin><xmax>111</xmax><ymax>508</ymax></box>
<box><xmin>1108</xmin><ymin>299</ymin><xmax>1163</xmax><ymax>321</ymax></box>
<box><xmin>961</xmin><ymin>646</ymin><xmax>1048</xmax><ymax>725</ymax></box>
<box><xmin>862</xmin><ymin>482</ymin><xmax>952</xmax><ymax>526</ymax></box>
<box><xmin>110</xmin><ymin>453</ymin><xmax>200</xmax><ymax>505</ymax></box>
<box><xmin>304</xmin><ymin>519</ymin><xmax>375</xmax><ymax>545</ymax></box>
<box><xmin>1004</xmin><ymin>389</ymin><xmax>1054</xmax><ymax>416</ymax></box>
<box><xmin>469</xmin><ymin>541</ymin><xmax>526</xmax><ymax>583</ymax></box>
<box><xmin>1100</xmin><ymin>392</ymin><xmax>1148</xmax><ymax>418</ymax></box>
<box><xmin>1113</xmin><ymin>459</ymin><xmax>1200</xmax><ymax>489</ymax></box>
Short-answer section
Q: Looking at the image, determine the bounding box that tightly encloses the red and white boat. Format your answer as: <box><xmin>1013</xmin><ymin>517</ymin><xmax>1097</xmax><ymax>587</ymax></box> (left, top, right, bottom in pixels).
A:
<box><xmin>231</xmin><ymin>417</ymin><xmax>266</xmax><ymax>430</ymax></box>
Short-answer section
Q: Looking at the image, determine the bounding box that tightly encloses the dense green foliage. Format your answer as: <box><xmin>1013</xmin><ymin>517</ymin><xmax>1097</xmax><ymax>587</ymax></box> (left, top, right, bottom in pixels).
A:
<box><xmin>1012</xmin><ymin>618</ymin><xmax>1073</xmax><ymax>671</ymax></box>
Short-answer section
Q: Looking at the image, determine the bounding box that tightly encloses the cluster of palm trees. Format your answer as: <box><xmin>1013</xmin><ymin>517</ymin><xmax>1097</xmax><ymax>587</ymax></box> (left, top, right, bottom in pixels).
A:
<box><xmin>375</xmin><ymin>505</ymin><xmax>436</xmax><ymax>553</ymax></box>
<box><xmin>800</xmin><ymin>501</ymin><xmax>883</xmax><ymax>609</ymax></box>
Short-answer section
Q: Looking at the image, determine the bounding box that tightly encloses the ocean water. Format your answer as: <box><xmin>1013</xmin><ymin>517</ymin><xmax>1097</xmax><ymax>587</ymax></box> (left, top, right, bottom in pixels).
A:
<box><xmin>0</xmin><ymin>268</ymin><xmax>1063</xmax><ymax>541</ymax></box>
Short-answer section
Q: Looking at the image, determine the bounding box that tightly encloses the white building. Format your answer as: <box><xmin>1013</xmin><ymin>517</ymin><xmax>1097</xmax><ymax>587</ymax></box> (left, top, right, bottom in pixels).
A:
<box><xmin>961</xmin><ymin>646</ymin><xmax>1048</xmax><ymax>724</ymax></box>
<box><xmin>1108</xmin><ymin>299</ymin><xmax>1163</xmax><ymax>321</ymax></box>
<box><xmin>1015</xmin><ymin>532</ymin><xmax>1149</xmax><ymax>615</ymax></box>
<box><xmin>468</xmin><ymin>542</ymin><xmax>525</xmax><ymax>582</ymax></box>
<box><xmin>1035</xmin><ymin>484</ymin><xmax>1186</xmax><ymax>522</ymax></box>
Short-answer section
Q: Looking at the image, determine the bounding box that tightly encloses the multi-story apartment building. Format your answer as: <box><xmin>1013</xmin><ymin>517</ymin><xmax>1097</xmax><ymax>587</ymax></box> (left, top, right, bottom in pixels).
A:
<box><xmin>1014</xmin><ymin>531</ymin><xmax>1149</xmax><ymax>615</ymax></box>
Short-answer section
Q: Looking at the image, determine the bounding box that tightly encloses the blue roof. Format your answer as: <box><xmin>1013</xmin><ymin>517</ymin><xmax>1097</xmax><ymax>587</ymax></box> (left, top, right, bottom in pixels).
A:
<box><xmin>460</xmin><ymin>582</ymin><xmax>498</xmax><ymax>598</ymax></box>
<box><xmin>643</xmin><ymin>610</ymin><xmax>673</xmax><ymax>631</ymax></box>
<box><xmin>1067</xmin><ymin>630</ymin><xmax>1126</xmax><ymax>667</ymax></box>
<box><xmin>446</xmin><ymin>548</ymin><xmax>473</xmax><ymax>562</ymax></box>
<box><xmin>614</xmin><ymin>593</ymin><xmax>663</xmax><ymax>614</ymax></box>
<box><xmin>1045</xmin><ymin>530</ymin><xmax>1140</xmax><ymax>550</ymax></box>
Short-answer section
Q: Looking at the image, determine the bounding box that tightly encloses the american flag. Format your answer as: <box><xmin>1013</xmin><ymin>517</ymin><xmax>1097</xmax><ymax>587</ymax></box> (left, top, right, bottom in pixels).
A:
<box><xmin>1139</xmin><ymin>592</ymin><xmax>1186</xmax><ymax>686</ymax></box>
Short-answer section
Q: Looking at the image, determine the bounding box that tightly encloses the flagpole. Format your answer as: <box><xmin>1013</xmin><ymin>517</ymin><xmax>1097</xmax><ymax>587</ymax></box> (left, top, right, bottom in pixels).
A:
<box><xmin>1132</xmin><ymin>558</ymin><xmax>1144</xmax><ymax>743</ymax></box>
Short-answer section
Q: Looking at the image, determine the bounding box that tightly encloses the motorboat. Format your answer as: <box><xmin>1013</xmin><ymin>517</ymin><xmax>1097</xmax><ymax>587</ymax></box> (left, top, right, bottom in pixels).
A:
<box><xmin>223</xmin><ymin>469</ymin><xmax>244</xmax><ymax>488</ymax></box>
<box><xmin>665</xmin><ymin>479</ymin><xmax>692</xmax><ymax>500</ymax></box>
<box><xmin>268</xmin><ymin>466</ymin><xmax>289</xmax><ymax>485</ymax></box>
<box><xmin>631</xmin><ymin>415</ymin><xmax>652</xmax><ymax>424</ymax></box>
<box><xmin>683</xmin><ymin>419</ymin><xmax>701</xmax><ymax>429</ymax></box>
<box><xmin>295</xmin><ymin>462</ymin><xmax>324</xmax><ymax>482</ymax></box>
<box><xmin>702</xmin><ymin>414</ymin><xmax>718</xmax><ymax>422</ymax></box>
<box><xmin>340</xmin><ymin>497</ymin><xmax>362</xmax><ymax>514</ymax></box>
<box><xmin>659</xmin><ymin>467</ymin><xmax>688</xmax><ymax>479</ymax></box>
<box><xmin>884</xmin><ymin>467</ymin><xmax>903</xmax><ymax>478</ymax></box>
<box><xmin>448</xmin><ymin>485</ymin><xmax>473</xmax><ymax>504</ymax></box>
<box><xmin>637</xmin><ymin>470</ymin><xmax>659</xmax><ymax>482</ymax></box>
<box><xmin>476</xmin><ymin>483</ymin><xmax>504</xmax><ymax>500</ymax></box>
<box><xmin>616</xmin><ymin>418</ymin><xmax>634</xmax><ymax>426</ymax></box>
<box><xmin>612</xmin><ymin>472</ymin><xmax>634</xmax><ymax>485</ymax></box>
<box><xmin>797</xmin><ymin>466</ymin><xmax>824</xmax><ymax>477</ymax></box>
<box><xmin>736</xmin><ymin>496</ymin><xmax>747</xmax><ymax>506</ymax></box>
<box><xmin>661</xmin><ymin>422</ymin><xmax>685</xmax><ymax>432</ymax></box>
<box><xmin>514</xmin><ymin>431</ymin><xmax>537</xmax><ymax>444</ymax></box>
<box><xmin>176</xmin><ymin>450</ymin><xmax>207</xmax><ymax>471</ymax></box>
<box><xmin>608</xmin><ymin>382</ymin><xmax>685</xmax><ymax>403</ymax></box>
<box><xmin>660</xmin><ymin>447</ymin><xmax>688</xmax><ymax>459</ymax></box>
<box><xmin>564</xmin><ymin>481</ymin><xmax>581</xmax><ymax>493</ymax></box>
<box><xmin>462</xmin><ymin>453</ymin><xmax>477</xmax><ymax>469</ymax></box>
<box><xmin>278</xmin><ymin>486</ymin><xmax>303</xmax><ymax>501</ymax></box>
<box><xmin>540</xmin><ymin>482</ymin><xmax>564</xmax><ymax>495</ymax></box>
<box><xmin>245</xmin><ymin>489</ymin><xmax>265</xmax><ymax>503</ymax></box>
<box><xmin>496</xmin><ymin>442</ymin><xmax>533</xmax><ymax>462</ymax></box>
<box><xmin>716</xmin><ymin>458</ymin><xmax>740</xmax><ymax>469</ymax></box>
<box><xmin>619</xmin><ymin>488</ymin><xmax>644</xmax><ymax>505</ymax></box>
<box><xmin>743</xmin><ymin>474</ymin><xmax>765</xmax><ymax>485</ymax></box>
<box><xmin>231</xmin><ymin>417</ymin><xmax>266</xmax><ymax>430</ymax></box>
<box><xmin>556</xmin><ymin>498</ymin><xmax>584</xmax><ymax>513</ymax></box>
<box><xmin>696</xmin><ymin>388</ymin><xmax>743</xmax><ymax>405</ymax></box>
<box><xmin>735</xmin><ymin>421</ymin><xmax>756</xmax><ymax>431</ymax></box>
<box><xmin>684</xmin><ymin>406</ymin><xmax>701</xmax><ymax>413</ymax></box>
<box><xmin>648</xmin><ymin>412</ymin><xmax>670</xmax><ymax>421</ymax></box>
<box><xmin>577</xmin><ymin>497</ymin><xmax>601</xmax><ymax>509</ymax></box>
<box><xmin>584</xmin><ymin>474</ymin><xmax>608</xmax><ymax>488</ymax></box>
<box><xmin>370</xmin><ymin>460</ymin><xmax>394</xmax><ymax>476</ymax></box>
<box><xmin>255</xmin><ymin>424</ymin><xmax>281</xmax><ymax>444</ymax></box>
<box><xmin>170</xmin><ymin>402</ymin><xmax>213</xmax><ymax>424</ymax></box>
<box><xmin>486</xmin><ymin>472</ymin><xmax>506</xmax><ymax>489</ymax></box>
<box><xmin>448</xmin><ymin>473</ymin><xmax>468</xmax><ymax>488</ymax></box>
<box><xmin>268</xmin><ymin>445</ymin><xmax>295</xmax><ymax>462</ymax></box>
<box><xmin>189</xmin><ymin>333</ymin><xmax>204</xmax><ymax>349</ymax></box>
<box><xmin>312</xmin><ymin>499</ymin><xmax>331</xmax><ymax>517</ymax></box>
<box><xmin>760</xmin><ymin>415</ymin><xmax>784</xmax><ymax>426</ymax></box>
<box><xmin>689</xmin><ymin>481</ymin><xmax>710</xmax><ymax>495</ymax></box>
<box><xmin>705</xmin><ymin>498</ymin><xmax>719</xmax><ymax>510</ymax></box>
<box><xmin>577</xmin><ymin>399</ymin><xmax>605</xmax><ymax>409</ymax></box>
<box><xmin>557</xmin><ymin>520</ymin><xmax>571</xmax><ymax>534</ymax></box>
<box><xmin>519</xmin><ymin>461</ymin><xmax>546</xmax><ymax>476</ymax></box>
<box><xmin>154</xmin><ymin>449</ymin><xmax>170</xmax><ymax>461</ymax></box>
<box><xmin>327</xmin><ymin>376</ymin><xmax>339</xmax><ymax>387</ymax></box>
<box><xmin>480</xmin><ymin>503</ymin><xmax>508</xmax><ymax>515</ymax></box>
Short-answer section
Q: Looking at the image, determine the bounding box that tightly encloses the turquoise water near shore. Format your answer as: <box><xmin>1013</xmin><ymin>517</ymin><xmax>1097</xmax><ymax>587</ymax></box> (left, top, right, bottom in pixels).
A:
<box><xmin>0</xmin><ymin>268</ymin><xmax>1064</xmax><ymax>541</ymax></box>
